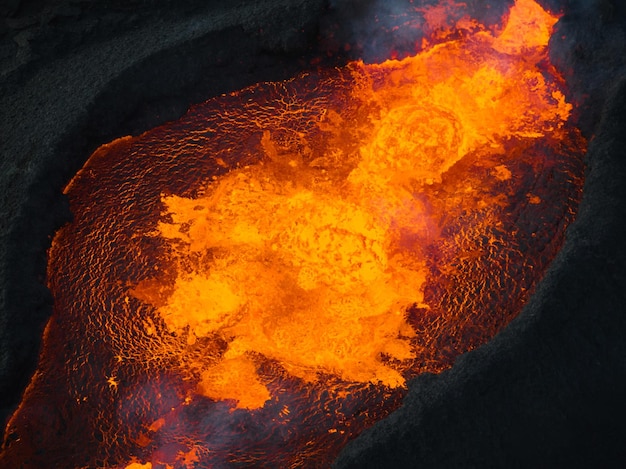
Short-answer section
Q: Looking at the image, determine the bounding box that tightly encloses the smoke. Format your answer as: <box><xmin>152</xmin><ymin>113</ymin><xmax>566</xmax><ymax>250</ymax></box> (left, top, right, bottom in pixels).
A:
<box><xmin>320</xmin><ymin>0</ymin><xmax>513</xmax><ymax>63</ymax></box>
<box><xmin>319</xmin><ymin>0</ymin><xmax>422</xmax><ymax>62</ymax></box>
<box><xmin>320</xmin><ymin>0</ymin><xmax>625</xmax><ymax>134</ymax></box>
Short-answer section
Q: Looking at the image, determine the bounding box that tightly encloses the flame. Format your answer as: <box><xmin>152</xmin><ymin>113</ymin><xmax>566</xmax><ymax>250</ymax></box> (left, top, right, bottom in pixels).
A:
<box><xmin>1</xmin><ymin>1</ymin><xmax>586</xmax><ymax>468</ymax></box>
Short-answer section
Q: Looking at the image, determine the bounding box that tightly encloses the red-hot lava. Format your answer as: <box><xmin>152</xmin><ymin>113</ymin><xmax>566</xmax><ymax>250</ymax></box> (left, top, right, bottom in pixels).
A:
<box><xmin>1</xmin><ymin>0</ymin><xmax>585</xmax><ymax>467</ymax></box>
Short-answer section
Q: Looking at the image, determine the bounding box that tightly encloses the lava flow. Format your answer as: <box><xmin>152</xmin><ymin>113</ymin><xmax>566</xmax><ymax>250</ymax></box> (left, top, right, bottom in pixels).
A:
<box><xmin>1</xmin><ymin>0</ymin><xmax>586</xmax><ymax>467</ymax></box>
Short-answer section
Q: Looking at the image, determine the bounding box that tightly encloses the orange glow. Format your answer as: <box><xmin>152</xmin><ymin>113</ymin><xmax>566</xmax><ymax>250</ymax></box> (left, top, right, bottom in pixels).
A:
<box><xmin>493</xmin><ymin>0</ymin><xmax>559</xmax><ymax>54</ymax></box>
<box><xmin>131</xmin><ymin>0</ymin><xmax>573</xmax><ymax>411</ymax></box>
<box><xmin>1</xmin><ymin>1</ymin><xmax>586</xmax><ymax>468</ymax></box>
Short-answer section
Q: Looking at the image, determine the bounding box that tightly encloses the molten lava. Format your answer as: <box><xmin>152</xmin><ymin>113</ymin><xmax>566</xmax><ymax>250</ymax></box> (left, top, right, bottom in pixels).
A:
<box><xmin>1</xmin><ymin>1</ymin><xmax>586</xmax><ymax>467</ymax></box>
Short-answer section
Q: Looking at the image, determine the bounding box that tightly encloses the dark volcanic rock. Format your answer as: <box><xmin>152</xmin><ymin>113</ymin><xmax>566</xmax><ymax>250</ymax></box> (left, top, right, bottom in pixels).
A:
<box><xmin>0</xmin><ymin>0</ymin><xmax>21</xmax><ymax>18</ymax></box>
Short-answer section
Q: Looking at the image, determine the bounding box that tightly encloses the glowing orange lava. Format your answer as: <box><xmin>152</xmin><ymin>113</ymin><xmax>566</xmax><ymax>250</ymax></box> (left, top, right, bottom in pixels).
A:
<box><xmin>131</xmin><ymin>0</ymin><xmax>571</xmax><ymax>411</ymax></box>
<box><xmin>1</xmin><ymin>1</ymin><xmax>586</xmax><ymax>468</ymax></box>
